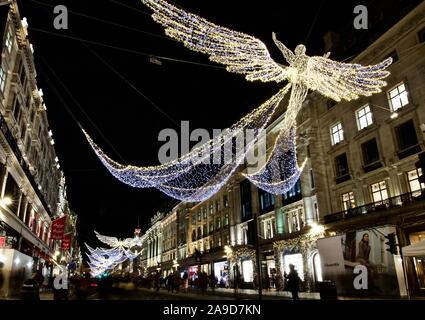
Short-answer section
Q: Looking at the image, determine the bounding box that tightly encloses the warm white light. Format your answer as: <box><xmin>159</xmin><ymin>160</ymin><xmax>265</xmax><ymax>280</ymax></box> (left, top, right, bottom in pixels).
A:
<box><xmin>38</xmin><ymin>89</ymin><xmax>44</xmax><ymax>97</ymax></box>
<box><xmin>0</xmin><ymin>255</ymin><xmax>6</xmax><ymax>263</ymax></box>
<box><xmin>14</xmin><ymin>257</ymin><xmax>21</xmax><ymax>265</ymax></box>
<box><xmin>390</xmin><ymin>112</ymin><xmax>399</xmax><ymax>119</ymax></box>
<box><xmin>83</xmin><ymin>0</ymin><xmax>392</xmax><ymax>202</ymax></box>
<box><xmin>21</xmin><ymin>17</ymin><xmax>28</xmax><ymax>28</ymax></box>
<box><xmin>2</xmin><ymin>196</ymin><xmax>12</xmax><ymax>206</ymax></box>
<box><xmin>309</xmin><ymin>222</ymin><xmax>324</xmax><ymax>236</ymax></box>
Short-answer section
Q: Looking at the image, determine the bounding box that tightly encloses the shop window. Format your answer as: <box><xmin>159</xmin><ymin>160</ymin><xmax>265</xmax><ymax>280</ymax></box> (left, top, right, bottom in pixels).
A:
<box><xmin>283</xmin><ymin>253</ymin><xmax>304</xmax><ymax>281</ymax></box>
<box><xmin>242</xmin><ymin>260</ymin><xmax>254</xmax><ymax>282</ymax></box>
<box><xmin>4</xmin><ymin>174</ymin><xmax>20</xmax><ymax>214</ymax></box>
<box><xmin>313</xmin><ymin>252</ymin><xmax>323</xmax><ymax>282</ymax></box>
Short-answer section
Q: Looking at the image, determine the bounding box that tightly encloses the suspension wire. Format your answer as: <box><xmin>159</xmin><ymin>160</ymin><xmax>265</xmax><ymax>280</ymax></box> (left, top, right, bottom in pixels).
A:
<box><xmin>35</xmin><ymin>52</ymin><xmax>128</xmax><ymax>163</ymax></box>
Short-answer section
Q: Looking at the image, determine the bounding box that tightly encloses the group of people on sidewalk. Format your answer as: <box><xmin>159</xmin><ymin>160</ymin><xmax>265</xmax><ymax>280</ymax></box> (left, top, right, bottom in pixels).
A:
<box><xmin>153</xmin><ymin>270</ymin><xmax>220</xmax><ymax>295</ymax></box>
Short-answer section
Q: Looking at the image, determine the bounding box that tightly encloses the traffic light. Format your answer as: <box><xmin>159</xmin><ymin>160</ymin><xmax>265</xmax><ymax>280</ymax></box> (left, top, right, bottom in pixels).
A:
<box><xmin>385</xmin><ymin>232</ymin><xmax>397</xmax><ymax>255</ymax></box>
<box><xmin>415</xmin><ymin>152</ymin><xmax>425</xmax><ymax>185</ymax></box>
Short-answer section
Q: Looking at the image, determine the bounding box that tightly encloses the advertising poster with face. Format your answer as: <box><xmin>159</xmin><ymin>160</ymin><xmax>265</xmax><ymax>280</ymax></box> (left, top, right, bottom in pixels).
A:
<box><xmin>317</xmin><ymin>226</ymin><xmax>401</xmax><ymax>297</ymax></box>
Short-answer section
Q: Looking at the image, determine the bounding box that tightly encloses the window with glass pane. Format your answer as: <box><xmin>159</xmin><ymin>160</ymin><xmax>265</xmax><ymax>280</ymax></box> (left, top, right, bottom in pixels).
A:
<box><xmin>362</xmin><ymin>138</ymin><xmax>380</xmax><ymax>165</ymax></box>
<box><xmin>341</xmin><ymin>192</ymin><xmax>355</xmax><ymax>211</ymax></box>
<box><xmin>356</xmin><ymin>105</ymin><xmax>373</xmax><ymax>130</ymax></box>
<box><xmin>396</xmin><ymin>120</ymin><xmax>418</xmax><ymax>152</ymax></box>
<box><xmin>371</xmin><ymin>181</ymin><xmax>389</xmax><ymax>202</ymax></box>
<box><xmin>5</xmin><ymin>29</ymin><xmax>13</xmax><ymax>52</ymax></box>
<box><xmin>388</xmin><ymin>83</ymin><xmax>409</xmax><ymax>111</ymax></box>
<box><xmin>0</xmin><ymin>66</ymin><xmax>6</xmax><ymax>92</ymax></box>
<box><xmin>334</xmin><ymin>153</ymin><xmax>350</xmax><ymax>178</ymax></box>
<box><xmin>330</xmin><ymin>122</ymin><xmax>344</xmax><ymax>145</ymax></box>
<box><xmin>223</xmin><ymin>213</ymin><xmax>229</xmax><ymax>226</ymax></box>
<box><xmin>216</xmin><ymin>217</ymin><xmax>221</xmax><ymax>229</ymax></box>
<box><xmin>223</xmin><ymin>195</ymin><xmax>229</xmax><ymax>208</ymax></box>
<box><xmin>209</xmin><ymin>203</ymin><xmax>214</xmax><ymax>215</ymax></box>
<box><xmin>191</xmin><ymin>214</ymin><xmax>196</xmax><ymax>225</ymax></box>
<box><xmin>202</xmin><ymin>207</ymin><xmax>207</xmax><ymax>219</ymax></box>
<box><xmin>197</xmin><ymin>211</ymin><xmax>201</xmax><ymax>221</ymax></box>
<box><xmin>407</xmin><ymin>169</ymin><xmax>424</xmax><ymax>195</ymax></box>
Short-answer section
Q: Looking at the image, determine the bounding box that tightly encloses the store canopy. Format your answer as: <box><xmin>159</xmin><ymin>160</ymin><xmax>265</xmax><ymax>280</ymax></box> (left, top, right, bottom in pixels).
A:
<box><xmin>402</xmin><ymin>240</ymin><xmax>425</xmax><ymax>257</ymax></box>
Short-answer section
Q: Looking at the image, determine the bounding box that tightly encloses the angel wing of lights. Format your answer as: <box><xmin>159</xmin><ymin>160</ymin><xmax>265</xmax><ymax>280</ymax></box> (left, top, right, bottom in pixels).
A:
<box><xmin>83</xmin><ymin>0</ymin><xmax>392</xmax><ymax>202</ymax></box>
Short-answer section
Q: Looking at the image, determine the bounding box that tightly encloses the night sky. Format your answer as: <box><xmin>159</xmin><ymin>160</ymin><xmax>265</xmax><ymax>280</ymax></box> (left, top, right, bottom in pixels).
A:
<box><xmin>14</xmin><ymin>0</ymin><xmax>422</xmax><ymax>250</ymax></box>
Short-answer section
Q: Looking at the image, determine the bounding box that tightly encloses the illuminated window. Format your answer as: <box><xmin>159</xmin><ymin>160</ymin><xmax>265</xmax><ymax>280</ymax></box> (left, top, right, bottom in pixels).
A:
<box><xmin>330</xmin><ymin>122</ymin><xmax>344</xmax><ymax>145</ymax></box>
<box><xmin>283</xmin><ymin>253</ymin><xmax>304</xmax><ymax>281</ymax></box>
<box><xmin>242</xmin><ymin>260</ymin><xmax>254</xmax><ymax>282</ymax></box>
<box><xmin>407</xmin><ymin>169</ymin><xmax>424</xmax><ymax>196</ymax></box>
<box><xmin>341</xmin><ymin>191</ymin><xmax>355</xmax><ymax>211</ymax></box>
<box><xmin>0</xmin><ymin>65</ymin><xmax>6</xmax><ymax>92</ymax></box>
<box><xmin>356</xmin><ymin>105</ymin><xmax>373</xmax><ymax>130</ymax></box>
<box><xmin>5</xmin><ymin>29</ymin><xmax>13</xmax><ymax>52</ymax></box>
<box><xmin>370</xmin><ymin>181</ymin><xmax>388</xmax><ymax>202</ymax></box>
<box><xmin>388</xmin><ymin>82</ymin><xmax>409</xmax><ymax>111</ymax></box>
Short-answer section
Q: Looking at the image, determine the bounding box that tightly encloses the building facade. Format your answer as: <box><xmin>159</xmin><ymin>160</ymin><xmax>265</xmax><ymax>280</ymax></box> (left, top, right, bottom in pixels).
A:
<box><xmin>136</xmin><ymin>1</ymin><xmax>425</xmax><ymax>298</ymax></box>
<box><xmin>0</xmin><ymin>1</ymin><xmax>78</xmax><ymax>298</ymax></box>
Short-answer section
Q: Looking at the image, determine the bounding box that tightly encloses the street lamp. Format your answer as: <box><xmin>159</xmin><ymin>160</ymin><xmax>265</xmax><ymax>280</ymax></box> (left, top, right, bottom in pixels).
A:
<box><xmin>0</xmin><ymin>196</ymin><xmax>12</xmax><ymax>206</ymax></box>
<box><xmin>370</xmin><ymin>103</ymin><xmax>398</xmax><ymax>119</ymax></box>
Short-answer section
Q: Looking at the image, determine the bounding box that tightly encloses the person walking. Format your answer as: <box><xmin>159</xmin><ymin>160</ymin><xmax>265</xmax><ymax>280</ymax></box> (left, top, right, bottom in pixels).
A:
<box><xmin>182</xmin><ymin>272</ymin><xmax>189</xmax><ymax>293</ymax></box>
<box><xmin>284</xmin><ymin>264</ymin><xmax>301</xmax><ymax>301</ymax></box>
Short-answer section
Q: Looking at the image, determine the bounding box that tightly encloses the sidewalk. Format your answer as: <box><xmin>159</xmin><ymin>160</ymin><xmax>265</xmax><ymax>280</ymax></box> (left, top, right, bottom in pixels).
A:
<box><xmin>137</xmin><ymin>286</ymin><xmax>318</xmax><ymax>300</ymax></box>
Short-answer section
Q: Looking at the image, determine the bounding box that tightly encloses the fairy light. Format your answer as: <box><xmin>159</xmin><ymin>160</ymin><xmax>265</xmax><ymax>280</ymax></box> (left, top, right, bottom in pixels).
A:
<box><xmin>83</xmin><ymin>84</ymin><xmax>290</xmax><ymax>202</ymax></box>
<box><xmin>83</xmin><ymin>0</ymin><xmax>392</xmax><ymax>203</ymax></box>
<box><xmin>86</xmin><ymin>231</ymin><xmax>144</xmax><ymax>276</ymax></box>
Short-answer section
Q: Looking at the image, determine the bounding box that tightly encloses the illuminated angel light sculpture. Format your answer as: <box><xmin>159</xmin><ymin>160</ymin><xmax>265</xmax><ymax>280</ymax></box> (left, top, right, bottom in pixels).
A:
<box><xmin>83</xmin><ymin>0</ymin><xmax>392</xmax><ymax>201</ymax></box>
<box><xmin>86</xmin><ymin>232</ymin><xmax>144</xmax><ymax>276</ymax></box>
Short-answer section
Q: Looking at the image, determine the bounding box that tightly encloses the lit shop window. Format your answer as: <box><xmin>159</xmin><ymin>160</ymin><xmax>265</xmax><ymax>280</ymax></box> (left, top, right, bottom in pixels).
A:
<box><xmin>242</xmin><ymin>260</ymin><xmax>254</xmax><ymax>282</ymax></box>
<box><xmin>356</xmin><ymin>105</ymin><xmax>373</xmax><ymax>130</ymax></box>
<box><xmin>388</xmin><ymin>82</ymin><xmax>409</xmax><ymax>112</ymax></box>
<box><xmin>330</xmin><ymin>122</ymin><xmax>344</xmax><ymax>145</ymax></box>
<box><xmin>283</xmin><ymin>253</ymin><xmax>304</xmax><ymax>281</ymax></box>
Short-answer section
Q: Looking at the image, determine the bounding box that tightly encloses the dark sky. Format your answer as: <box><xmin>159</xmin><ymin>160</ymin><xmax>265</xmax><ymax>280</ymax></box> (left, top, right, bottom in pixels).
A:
<box><xmin>15</xmin><ymin>0</ymin><xmax>422</xmax><ymax>249</ymax></box>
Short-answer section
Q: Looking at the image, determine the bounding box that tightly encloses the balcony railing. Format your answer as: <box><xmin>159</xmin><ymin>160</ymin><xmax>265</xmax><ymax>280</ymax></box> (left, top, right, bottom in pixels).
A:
<box><xmin>0</xmin><ymin>114</ymin><xmax>53</xmax><ymax>217</ymax></box>
<box><xmin>324</xmin><ymin>190</ymin><xmax>425</xmax><ymax>224</ymax></box>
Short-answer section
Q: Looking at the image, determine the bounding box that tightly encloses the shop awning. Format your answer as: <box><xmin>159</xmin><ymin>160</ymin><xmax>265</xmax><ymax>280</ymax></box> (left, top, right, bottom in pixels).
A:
<box><xmin>402</xmin><ymin>240</ymin><xmax>425</xmax><ymax>257</ymax></box>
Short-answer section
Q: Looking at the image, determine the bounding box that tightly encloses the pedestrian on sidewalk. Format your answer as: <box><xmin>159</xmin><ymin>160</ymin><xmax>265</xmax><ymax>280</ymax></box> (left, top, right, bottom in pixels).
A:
<box><xmin>284</xmin><ymin>264</ymin><xmax>301</xmax><ymax>301</ymax></box>
<box><xmin>182</xmin><ymin>272</ymin><xmax>189</xmax><ymax>293</ymax></box>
